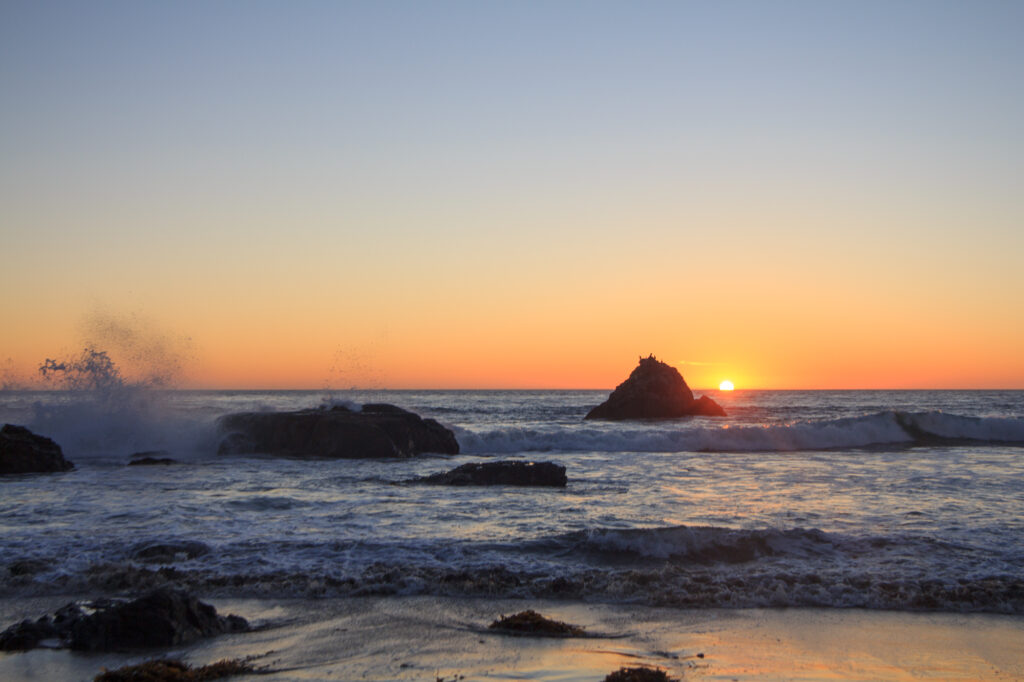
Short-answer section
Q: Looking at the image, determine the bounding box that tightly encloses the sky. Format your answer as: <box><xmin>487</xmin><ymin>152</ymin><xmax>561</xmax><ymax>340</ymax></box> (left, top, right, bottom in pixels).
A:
<box><xmin>2</xmin><ymin>1</ymin><xmax>1022</xmax><ymax>390</ymax></box>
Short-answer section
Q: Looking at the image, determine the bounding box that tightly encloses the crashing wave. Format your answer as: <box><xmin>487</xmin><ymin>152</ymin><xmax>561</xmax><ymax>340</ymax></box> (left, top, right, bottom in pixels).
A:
<box><xmin>458</xmin><ymin>411</ymin><xmax>1024</xmax><ymax>454</ymax></box>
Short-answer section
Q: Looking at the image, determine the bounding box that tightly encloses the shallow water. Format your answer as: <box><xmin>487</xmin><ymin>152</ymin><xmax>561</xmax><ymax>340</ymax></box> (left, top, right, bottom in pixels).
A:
<box><xmin>2</xmin><ymin>389</ymin><xmax>1023</xmax><ymax>613</ymax></box>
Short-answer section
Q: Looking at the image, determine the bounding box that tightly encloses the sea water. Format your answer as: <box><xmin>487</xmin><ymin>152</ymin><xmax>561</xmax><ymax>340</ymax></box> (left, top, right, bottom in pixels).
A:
<box><xmin>1</xmin><ymin>389</ymin><xmax>1022</xmax><ymax>613</ymax></box>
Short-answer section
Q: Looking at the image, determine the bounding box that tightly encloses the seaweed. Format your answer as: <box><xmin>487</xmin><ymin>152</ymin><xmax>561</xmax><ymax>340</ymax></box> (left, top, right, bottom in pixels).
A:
<box><xmin>603</xmin><ymin>667</ymin><xmax>678</xmax><ymax>682</ymax></box>
<box><xmin>94</xmin><ymin>658</ymin><xmax>254</xmax><ymax>681</ymax></box>
<box><xmin>487</xmin><ymin>609</ymin><xmax>585</xmax><ymax>637</ymax></box>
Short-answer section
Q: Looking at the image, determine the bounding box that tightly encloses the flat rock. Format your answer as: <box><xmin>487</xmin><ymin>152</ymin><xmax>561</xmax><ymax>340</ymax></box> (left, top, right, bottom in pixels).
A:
<box><xmin>0</xmin><ymin>588</ymin><xmax>248</xmax><ymax>652</ymax></box>
<box><xmin>0</xmin><ymin>424</ymin><xmax>74</xmax><ymax>475</ymax></box>
<box><xmin>216</xmin><ymin>403</ymin><xmax>459</xmax><ymax>458</ymax></box>
<box><xmin>412</xmin><ymin>460</ymin><xmax>567</xmax><ymax>487</ymax></box>
<box><xmin>585</xmin><ymin>355</ymin><xmax>726</xmax><ymax>420</ymax></box>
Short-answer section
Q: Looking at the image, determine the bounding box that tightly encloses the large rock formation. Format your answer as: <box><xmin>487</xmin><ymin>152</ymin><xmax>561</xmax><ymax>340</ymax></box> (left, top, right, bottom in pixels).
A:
<box><xmin>216</xmin><ymin>403</ymin><xmax>459</xmax><ymax>458</ymax></box>
<box><xmin>411</xmin><ymin>460</ymin><xmax>567</xmax><ymax>487</ymax></box>
<box><xmin>0</xmin><ymin>588</ymin><xmax>248</xmax><ymax>652</ymax></box>
<box><xmin>585</xmin><ymin>355</ymin><xmax>726</xmax><ymax>420</ymax></box>
<box><xmin>0</xmin><ymin>424</ymin><xmax>74</xmax><ymax>475</ymax></box>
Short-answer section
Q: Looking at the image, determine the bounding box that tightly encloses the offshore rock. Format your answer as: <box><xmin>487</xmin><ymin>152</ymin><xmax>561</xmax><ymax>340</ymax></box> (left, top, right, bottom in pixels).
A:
<box><xmin>413</xmin><ymin>460</ymin><xmax>567</xmax><ymax>487</ymax></box>
<box><xmin>0</xmin><ymin>424</ymin><xmax>74</xmax><ymax>475</ymax></box>
<box><xmin>216</xmin><ymin>403</ymin><xmax>459</xmax><ymax>458</ymax></box>
<box><xmin>0</xmin><ymin>588</ymin><xmax>248</xmax><ymax>652</ymax></box>
<box><xmin>585</xmin><ymin>355</ymin><xmax>726</xmax><ymax>420</ymax></box>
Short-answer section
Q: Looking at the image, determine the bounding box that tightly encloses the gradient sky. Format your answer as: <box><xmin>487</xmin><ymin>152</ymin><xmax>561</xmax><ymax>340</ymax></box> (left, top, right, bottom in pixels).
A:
<box><xmin>2</xmin><ymin>1</ymin><xmax>1022</xmax><ymax>389</ymax></box>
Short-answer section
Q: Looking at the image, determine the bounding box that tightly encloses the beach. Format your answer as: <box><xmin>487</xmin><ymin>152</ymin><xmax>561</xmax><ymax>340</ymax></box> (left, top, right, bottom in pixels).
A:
<box><xmin>2</xmin><ymin>596</ymin><xmax>1023</xmax><ymax>681</ymax></box>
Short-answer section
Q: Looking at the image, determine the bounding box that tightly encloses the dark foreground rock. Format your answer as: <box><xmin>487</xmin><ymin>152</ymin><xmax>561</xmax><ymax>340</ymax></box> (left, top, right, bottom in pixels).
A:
<box><xmin>413</xmin><ymin>460</ymin><xmax>567</xmax><ymax>487</ymax></box>
<box><xmin>216</xmin><ymin>403</ymin><xmax>458</xmax><ymax>458</ymax></box>
<box><xmin>0</xmin><ymin>424</ymin><xmax>74</xmax><ymax>475</ymax></box>
<box><xmin>0</xmin><ymin>588</ymin><xmax>248</xmax><ymax>652</ymax></box>
<box><xmin>585</xmin><ymin>355</ymin><xmax>726</xmax><ymax>420</ymax></box>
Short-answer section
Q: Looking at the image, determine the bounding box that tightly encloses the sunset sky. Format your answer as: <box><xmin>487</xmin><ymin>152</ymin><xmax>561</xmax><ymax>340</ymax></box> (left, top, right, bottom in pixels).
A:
<box><xmin>2</xmin><ymin>1</ymin><xmax>1022</xmax><ymax>390</ymax></box>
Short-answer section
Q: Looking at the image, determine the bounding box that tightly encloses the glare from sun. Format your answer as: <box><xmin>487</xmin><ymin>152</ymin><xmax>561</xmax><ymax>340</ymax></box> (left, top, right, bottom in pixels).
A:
<box><xmin>719</xmin><ymin>380</ymin><xmax>735</xmax><ymax>391</ymax></box>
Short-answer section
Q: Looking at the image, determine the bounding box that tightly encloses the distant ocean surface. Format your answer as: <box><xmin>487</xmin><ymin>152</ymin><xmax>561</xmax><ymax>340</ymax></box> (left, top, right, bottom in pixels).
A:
<box><xmin>2</xmin><ymin>389</ymin><xmax>1023</xmax><ymax>614</ymax></box>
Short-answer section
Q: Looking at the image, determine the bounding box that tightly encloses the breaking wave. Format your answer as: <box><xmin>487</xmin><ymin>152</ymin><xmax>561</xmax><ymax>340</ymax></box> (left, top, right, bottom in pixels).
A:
<box><xmin>458</xmin><ymin>411</ymin><xmax>1024</xmax><ymax>454</ymax></box>
<box><xmin>4</xmin><ymin>524</ymin><xmax>1021</xmax><ymax>614</ymax></box>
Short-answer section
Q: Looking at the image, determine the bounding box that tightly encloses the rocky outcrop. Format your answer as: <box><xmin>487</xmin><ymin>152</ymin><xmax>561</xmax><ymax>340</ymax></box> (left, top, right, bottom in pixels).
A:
<box><xmin>216</xmin><ymin>403</ymin><xmax>459</xmax><ymax>459</ymax></box>
<box><xmin>0</xmin><ymin>424</ymin><xmax>74</xmax><ymax>475</ymax></box>
<box><xmin>585</xmin><ymin>355</ymin><xmax>726</xmax><ymax>420</ymax></box>
<box><xmin>412</xmin><ymin>460</ymin><xmax>567</xmax><ymax>487</ymax></box>
<box><xmin>0</xmin><ymin>588</ymin><xmax>248</xmax><ymax>652</ymax></box>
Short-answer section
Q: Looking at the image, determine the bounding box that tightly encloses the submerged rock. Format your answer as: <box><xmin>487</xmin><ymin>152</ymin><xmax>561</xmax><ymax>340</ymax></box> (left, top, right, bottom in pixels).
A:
<box><xmin>130</xmin><ymin>541</ymin><xmax>211</xmax><ymax>564</ymax></box>
<box><xmin>216</xmin><ymin>403</ymin><xmax>459</xmax><ymax>458</ymax></box>
<box><xmin>0</xmin><ymin>424</ymin><xmax>74</xmax><ymax>475</ymax></box>
<box><xmin>585</xmin><ymin>355</ymin><xmax>726</xmax><ymax>420</ymax></box>
<box><xmin>128</xmin><ymin>450</ymin><xmax>177</xmax><ymax>466</ymax></box>
<box><xmin>412</xmin><ymin>460</ymin><xmax>567</xmax><ymax>487</ymax></box>
<box><xmin>0</xmin><ymin>588</ymin><xmax>248</xmax><ymax>652</ymax></box>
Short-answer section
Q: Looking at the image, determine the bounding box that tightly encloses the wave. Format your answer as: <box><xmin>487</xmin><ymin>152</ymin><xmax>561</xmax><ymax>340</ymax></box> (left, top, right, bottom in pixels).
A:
<box><xmin>4</xmin><ymin>525</ymin><xmax>1020</xmax><ymax>614</ymax></box>
<box><xmin>458</xmin><ymin>411</ymin><xmax>1024</xmax><ymax>454</ymax></box>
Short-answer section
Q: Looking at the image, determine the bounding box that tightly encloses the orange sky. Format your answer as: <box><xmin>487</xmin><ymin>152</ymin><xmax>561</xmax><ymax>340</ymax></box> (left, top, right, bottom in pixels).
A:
<box><xmin>2</xmin><ymin>3</ymin><xmax>1023</xmax><ymax>390</ymax></box>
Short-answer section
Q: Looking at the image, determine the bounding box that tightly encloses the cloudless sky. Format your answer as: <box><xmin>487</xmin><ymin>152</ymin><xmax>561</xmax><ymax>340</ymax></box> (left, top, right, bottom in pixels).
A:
<box><xmin>2</xmin><ymin>1</ymin><xmax>1022</xmax><ymax>389</ymax></box>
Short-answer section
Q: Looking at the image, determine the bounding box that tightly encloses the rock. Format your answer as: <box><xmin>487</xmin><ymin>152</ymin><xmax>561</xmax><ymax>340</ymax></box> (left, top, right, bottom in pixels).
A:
<box><xmin>412</xmin><ymin>460</ymin><xmax>567</xmax><ymax>487</ymax></box>
<box><xmin>585</xmin><ymin>355</ymin><xmax>726</xmax><ymax>420</ymax></box>
<box><xmin>0</xmin><ymin>424</ymin><xmax>74</xmax><ymax>475</ymax></box>
<box><xmin>216</xmin><ymin>403</ymin><xmax>459</xmax><ymax>458</ymax></box>
<box><xmin>130</xmin><ymin>541</ymin><xmax>211</xmax><ymax>563</ymax></box>
<box><xmin>0</xmin><ymin>588</ymin><xmax>248</xmax><ymax>652</ymax></box>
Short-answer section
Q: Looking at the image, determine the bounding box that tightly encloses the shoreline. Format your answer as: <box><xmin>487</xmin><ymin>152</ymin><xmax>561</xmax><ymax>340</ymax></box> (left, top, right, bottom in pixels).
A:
<box><xmin>2</xmin><ymin>596</ymin><xmax>1022</xmax><ymax>681</ymax></box>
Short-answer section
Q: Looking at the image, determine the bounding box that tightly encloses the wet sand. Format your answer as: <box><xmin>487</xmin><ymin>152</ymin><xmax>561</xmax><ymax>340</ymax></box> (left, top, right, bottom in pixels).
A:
<box><xmin>1</xmin><ymin>596</ymin><xmax>1022</xmax><ymax>681</ymax></box>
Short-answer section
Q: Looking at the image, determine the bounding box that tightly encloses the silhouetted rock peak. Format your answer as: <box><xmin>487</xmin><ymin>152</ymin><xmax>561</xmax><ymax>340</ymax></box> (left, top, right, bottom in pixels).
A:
<box><xmin>585</xmin><ymin>355</ymin><xmax>726</xmax><ymax>420</ymax></box>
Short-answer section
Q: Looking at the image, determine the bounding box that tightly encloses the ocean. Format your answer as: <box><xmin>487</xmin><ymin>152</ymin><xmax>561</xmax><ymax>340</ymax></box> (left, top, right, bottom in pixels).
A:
<box><xmin>2</xmin><ymin>388</ymin><xmax>1023</xmax><ymax>615</ymax></box>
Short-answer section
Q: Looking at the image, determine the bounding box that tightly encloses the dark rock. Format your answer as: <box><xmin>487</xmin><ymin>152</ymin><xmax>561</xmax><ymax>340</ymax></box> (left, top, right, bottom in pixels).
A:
<box><xmin>585</xmin><ymin>355</ymin><xmax>726</xmax><ymax>420</ymax></box>
<box><xmin>0</xmin><ymin>588</ymin><xmax>248</xmax><ymax>652</ymax></box>
<box><xmin>412</xmin><ymin>460</ymin><xmax>567</xmax><ymax>487</ymax></box>
<box><xmin>0</xmin><ymin>424</ymin><xmax>74</xmax><ymax>475</ymax></box>
<box><xmin>130</xmin><ymin>541</ymin><xmax>211</xmax><ymax>563</ymax></box>
<box><xmin>215</xmin><ymin>403</ymin><xmax>459</xmax><ymax>458</ymax></box>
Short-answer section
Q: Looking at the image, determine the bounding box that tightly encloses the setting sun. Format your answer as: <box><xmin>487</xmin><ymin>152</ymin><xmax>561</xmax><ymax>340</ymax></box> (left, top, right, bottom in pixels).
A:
<box><xmin>719</xmin><ymin>380</ymin><xmax>735</xmax><ymax>391</ymax></box>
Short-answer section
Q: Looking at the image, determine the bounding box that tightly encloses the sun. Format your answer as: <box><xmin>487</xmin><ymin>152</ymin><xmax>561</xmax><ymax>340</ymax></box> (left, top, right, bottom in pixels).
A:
<box><xmin>719</xmin><ymin>380</ymin><xmax>735</xmax><ymax>391</ymax></box>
